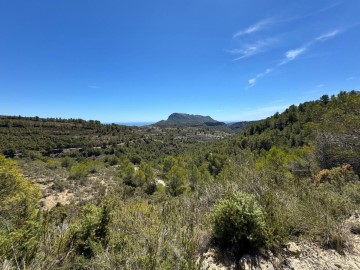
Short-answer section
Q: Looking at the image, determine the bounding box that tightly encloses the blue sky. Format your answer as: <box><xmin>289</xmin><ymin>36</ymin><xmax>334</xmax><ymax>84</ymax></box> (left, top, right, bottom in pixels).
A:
<box><xmin>0</xmin><ymin>0</ymin><xmax>359</xmax><ymax>122</ymax></box>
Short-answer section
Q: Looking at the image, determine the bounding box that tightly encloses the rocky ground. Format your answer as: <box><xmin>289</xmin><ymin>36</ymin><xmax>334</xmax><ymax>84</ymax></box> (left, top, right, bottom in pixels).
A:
<box><xmin>200</xmin><ymin>213</ymin><xmax>360</xmax><ymax>270</ymax></box>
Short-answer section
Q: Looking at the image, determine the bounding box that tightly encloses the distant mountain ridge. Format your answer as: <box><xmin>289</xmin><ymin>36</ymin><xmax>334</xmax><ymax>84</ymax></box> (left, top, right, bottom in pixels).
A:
<box><xmin>167</xmin><ymin>113</ymin><xmax>217</xmax><ymax>123</ymax></box>
<box><xmin>153</xmin><ymin>113</ymin><xmax>254</xmax><ymax>132</ymax></box>
<box><xmin>155</xmin><ymin>113</ymin><xmax>227</xmax><ymax>128</ymax></box>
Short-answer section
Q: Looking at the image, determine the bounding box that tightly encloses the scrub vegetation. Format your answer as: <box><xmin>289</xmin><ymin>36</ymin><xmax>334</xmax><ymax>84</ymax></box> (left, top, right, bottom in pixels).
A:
<box><xmin>1</xmin><ymin>91</ymin><xmax>360</xmax><ymax>269</ymax></box>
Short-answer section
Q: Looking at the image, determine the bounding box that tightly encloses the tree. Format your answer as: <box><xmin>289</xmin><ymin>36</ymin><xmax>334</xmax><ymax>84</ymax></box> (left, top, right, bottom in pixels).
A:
<box><xmin>166</xmin><ymin>165</ymin><xmax>187</xmax><ymax>196</ymax></box>
<box><xmin>320</xmin><ymin>94</ymin><xmax>330</xmax><ymax>105</ymax></box>
<box><xmin>163</xmin><ymin>156</ymin><xmax>177</xmax><ymax>173</ymax></box>
<box><xmin>206</xmin><ymin>153</ymin><xmax>227</xmax><ymax>176</ymax></box>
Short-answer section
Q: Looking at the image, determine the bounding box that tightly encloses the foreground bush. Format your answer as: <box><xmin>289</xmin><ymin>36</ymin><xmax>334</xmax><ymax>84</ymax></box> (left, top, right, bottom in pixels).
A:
<box><xmin>211</xmin><ymin>191</ymin><xmax>267</xmax><ymax>255</ymax></box>
<box><xmin>0</xmin><ymin>154</ymin><xmax>41</xmax><ymax>263</ymax></box>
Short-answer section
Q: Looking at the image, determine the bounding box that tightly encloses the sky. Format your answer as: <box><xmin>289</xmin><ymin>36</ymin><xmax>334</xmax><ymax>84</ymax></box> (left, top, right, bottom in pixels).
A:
<box><xmin>0</xmin><ymin>0</ymin><xmax>359</xmax><ymax>122</ymax></box>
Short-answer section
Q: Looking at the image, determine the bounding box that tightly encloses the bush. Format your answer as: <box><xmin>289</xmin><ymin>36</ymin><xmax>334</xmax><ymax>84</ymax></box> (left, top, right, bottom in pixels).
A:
<box><xmin>69</xmin><ymin>163</ymin><xmax>90</xmax><ymax>179</ymax></box>
<box><xmin>130</xmin><ymin>155</ymin><xmax>142</xmax><ymax>165</ymax></box>
<box><xmin>45</xmin><ymin>159</ymin><xmax>59</xmax><ymax>170</ymax></box>
<box><xmin>211</xmin><ymin>191</ymin><xmax>267</xmax><ymax>255</ymax></box>
<box><xmin>61</xmin><ymin>156</ymin><xmax>75</xmax><ymax>168</ymax></box>
<box><xmin>0</xmin><ymin>154</ymin><xmax>41</xmax><ymax>262</ymax></box>
<box><xmin>65</xmin><ymin>203</ymin><xmax>111</xmax><ymax>260</ymax></box>
<box><xmin>68</xmin><ymin>160</ymin><xmax>101</xmax><ymax>180</ymax></box>
<box><xmin>166</xmin><ymin>165</ymin><xmax>187</xmax><ymax>196</ymax></box>
<box><xmin>107</xmin><ymin>155</ymin><xmax>119</xmax><ymax>166</ymax></box>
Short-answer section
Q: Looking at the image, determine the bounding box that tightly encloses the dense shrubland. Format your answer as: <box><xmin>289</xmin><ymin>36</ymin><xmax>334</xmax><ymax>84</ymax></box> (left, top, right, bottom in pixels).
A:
<box><xmin>1</xmin><ymin>91</ymin><xmax>360</xmax><ymax>269</ymax></box>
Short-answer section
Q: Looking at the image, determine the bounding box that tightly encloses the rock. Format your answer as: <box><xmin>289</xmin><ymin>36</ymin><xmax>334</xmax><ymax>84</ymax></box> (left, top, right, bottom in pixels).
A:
<box><xmin>287</xmin><ymin>242</ymin><xmax>301</xmax><ymax>257</ymax></box>
<box><xmin>286</xmin><ymin>258</ymin><xmax>303</xmax><ymax>270</ymax></box>
<box><xmin>239</xmin><ymin>254</ymin><xmax>275</xmax><ymax>270</ymax></box>
<box><xmin>198</xmin><ymin>249</ymin><xmax>230</xmax><ymax>270</ymax></box>
<box><xmin>239</xmin><ymin>255</ymin><xmax>253</xmax><ymax>270</ymax></box>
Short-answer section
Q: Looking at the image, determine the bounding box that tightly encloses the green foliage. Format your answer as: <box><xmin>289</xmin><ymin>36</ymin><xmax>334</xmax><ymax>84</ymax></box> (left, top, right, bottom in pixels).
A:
<box><xmin>206</xmin><ymin>153</ymin><xmax>227</xmax><ymax>176</ymax></box>
<box><xmin>68</xmin><ymin>160</ymin><xmax>102</xmax><ymax>180</ymax></box>
<box><xmin>0</xmin><ymin>154</ymin><xmax>41</xmax><ymax>262</ymax></box>
<box><xmin>211</xmin><ymin>192</ymin><xmax>267</xmax><ymax>255</ymax></box>
<box><xmin>166</xmin><ymin>165</ymin><xmax>188</xmax><ymax>196</ymax></box>
<box><xmin>130</xmin><ymin>155</ymin><xmax>142</xmax><ymax>165</ymax></box>
<box><xmin>106</xmin><ymin>155</ymin><xmax>119</xmax><ymax>166</ymax></box>
<box><xmin>61</xmin><ymin>156</ymin><xmax>75</xmax><ymax>168</ymax></box>
<box><xmin>256</xmin><ymin>147</ymin><xmax>295</xmax><ymax>184</ymax></box>
<box><xmin>140</xmin><ymin>161</ymin><xmax>155</xmax><ymax>181</ymax></box>
<box><xmin>65</xmin><ymin>203</ymin><xmax>111</xmax><ymax>260</ymax></box>
<box><xmin>1</xmin><ymin>91</ymin><xmax>360</xmax><ymax>268</ymax></box>
<box><xmin>162</xmin><ymin>156</ymin><xmax>177</xmax><ymax>173</ymax></box>
<box><xmin>45</xmin><ymin>158</ymin><xmax>59</xmax><ymax>170</ymax></box>
<box><xmin>189</xmin><ymin>165</ymin><xmax>201</xmax><ymax>191</ymax></box>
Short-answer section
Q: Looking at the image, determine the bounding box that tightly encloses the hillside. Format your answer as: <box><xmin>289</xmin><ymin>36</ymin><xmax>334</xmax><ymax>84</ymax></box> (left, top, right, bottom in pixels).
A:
<box><xmin>228</xmin><ymin>120</ymin><xmax>257</xmax><ymax>132</ymax></box>
<box><xmin>1</xmin><ymin>91</ymin><xmax>360</xmax><ymax>269</ymax></box>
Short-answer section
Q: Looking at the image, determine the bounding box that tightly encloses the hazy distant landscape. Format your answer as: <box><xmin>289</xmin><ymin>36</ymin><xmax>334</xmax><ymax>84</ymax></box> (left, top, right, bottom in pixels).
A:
<box><xmin>115</xmin><ymin>122</ymin><xmax>155</xmax><ymax>126</ymax></box>
<box><xmin>1</xmin><ymin>1</ymin><xmax>360</xmax><ymax>270</ymax></box>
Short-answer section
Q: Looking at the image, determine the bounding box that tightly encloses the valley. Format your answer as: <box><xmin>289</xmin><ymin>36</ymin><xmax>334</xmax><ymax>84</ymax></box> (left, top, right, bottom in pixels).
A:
<box><xmin>1</xmin><ymin>91</ymin><xmax>360</xmax><ymax>269</ymax></box>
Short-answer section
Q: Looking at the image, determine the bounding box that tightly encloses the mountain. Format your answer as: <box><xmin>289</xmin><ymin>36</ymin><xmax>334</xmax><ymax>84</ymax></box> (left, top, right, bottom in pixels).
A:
<box><xmin>155</xmin><ymin>113</ymin><xmax>227</xmax><ymax>128</ymax></box>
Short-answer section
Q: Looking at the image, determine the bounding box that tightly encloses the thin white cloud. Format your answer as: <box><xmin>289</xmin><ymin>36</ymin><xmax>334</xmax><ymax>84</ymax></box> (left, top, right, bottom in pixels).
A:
<box><xmin>285</xmin><ymin>47</ymin><xmax>307</xmax><ymax>61</ymax></box>
<box><xmin>229</xmin><ymin>38</ymin><xmax>277</xmax><ymax>61</ymax></box>
<box><xmin>310</xmin><ymin>2</ymin><xmax>343</xmax><ymax>17</ymax></box>
<box><xmin>247</xmin><ymin>68</ymin><xmax>272</xmax><ymax>88</ymax></box>
<box><xmin>317</xmin><ymin>84</ymin><xmax>324</xmax><ymax>88</ymax></box>
<box><xmin>233</xmin><ymin>18</ymin><xmax>273</xmax><ymax>38</ymax></box>
<box><xmin>346</xmin><ymin>76</ymin><xmax>354</xmax><ymax>81</ymax></box>
<box><xmin>316</xmin><ymin>29</ymin><xmax>341</xmax><ymax>41</ymax></box>
<box><xmin>247</xmin><ymin>29</ymin><xmax>343</xmax><ymax>87</ymax></box>
<box><xmin>248</xmin><ymin>78</ymin><xmax>257</xmax><ymax>86</ymax></box>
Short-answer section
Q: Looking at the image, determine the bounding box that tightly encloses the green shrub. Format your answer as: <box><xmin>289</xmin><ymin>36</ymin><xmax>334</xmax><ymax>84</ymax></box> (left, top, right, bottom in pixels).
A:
<box><xmin>166</xmin><ymin>165</ymin><xmax>187</xmax><ymax>196</ymax></box>
<box><xmin>65</xmin><ymin>203</ymin><xmax>111</xmax><ymax>260</ymax></box>
<box><xmin>68</xmin><ymin>160</ymin><xmax>101</xmax><ymax>180</ymax></box>
<box><xmin>0</xmin><ymin>154</ymin><xmax>42</xmax><ymax>262</ymax></box>
<box><xmin>211</xmin><ymin>191</ymin><xmax>267</xmax><ymax>255</ymax></box>
<box><xmin>107</xmin><ymin>155</ymin><xmax>119</xmax><ymax>166</ymax></box>
<box><xmin>69</xmin><ymin>163</ymin><xmax>90</xmax><ymax>179</ymax></box>
<box><xmin>45</xmin><ymin>159</ymin><xmax>59</xmax><ymax>170</ymax></box>
<box><xmin>130</xmin><ymin>155</ymin><xmax>142</xmax><ymax>165</ymax></box>
<box><xmin>61</xmin><ymin>156</ymin><xmax>75</xmax><ymax>168</ymax></box>
<box><xmin>343</xmin><ymin>183</ymin><xmax>360</xmax><ymax>204</ymax></box>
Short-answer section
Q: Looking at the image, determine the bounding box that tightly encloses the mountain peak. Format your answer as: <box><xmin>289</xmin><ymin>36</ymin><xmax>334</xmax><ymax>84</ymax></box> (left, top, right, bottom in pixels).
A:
<box><xmin>167</xmin><ymin>113</ymin><xmax>216</xmax><ymax>123</ymax></box>
<box><xmin>154</xmin><ymin>112</ymin><xmax>226</xmax><ymax>128</ymax></box>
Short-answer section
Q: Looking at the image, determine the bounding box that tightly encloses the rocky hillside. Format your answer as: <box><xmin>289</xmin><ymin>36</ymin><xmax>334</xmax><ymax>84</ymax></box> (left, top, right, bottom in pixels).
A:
<box><xmin>155</xmin><ymin>113</ymin><xmax>228</xmax><ymax>128</ymax></box>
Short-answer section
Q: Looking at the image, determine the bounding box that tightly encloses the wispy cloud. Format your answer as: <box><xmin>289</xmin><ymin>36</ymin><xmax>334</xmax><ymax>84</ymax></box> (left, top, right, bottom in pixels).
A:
<box><xmin>310</xmin><ymin>2</ymin><xmax>343</xmax><ymax>17</ymax></box>
<box><xmin>317</xmin><ymin>84</ymin><xmax>325</xmax><ymax>88</ymax></box>
<box><xmin>285</xmin><ymin>47</ymin><xmax>307</xmax><ymax>61</ymax></box>
<box><xmin>229</xmin><ymin>38</ymin><xmax>277</xmax><ymax>60</ymax></box>
<box><xmin>346</xmin><ymin>76</ymin><xmax>354</xmax><ymax>81</ymax></box>
<box><xmin>247</xmin><ymin>68</ymin><xmax>272</xmax><ymax>88</ymax></box>
<box><xmin>247</xmin><ymin>29</ymin><xmax>343</xmax><ymax>87</ymax></box>
<box><xmin>316</xmin><ymin>29</ymin><xmax>341</xmax><ymax>41</ymax></box>
<box><xmin>233</xmin><ymin>18</ymin><xmax>273</xmax><ymax>38</ymax></box>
